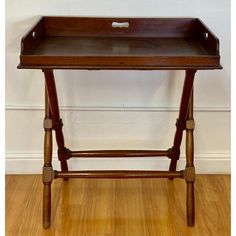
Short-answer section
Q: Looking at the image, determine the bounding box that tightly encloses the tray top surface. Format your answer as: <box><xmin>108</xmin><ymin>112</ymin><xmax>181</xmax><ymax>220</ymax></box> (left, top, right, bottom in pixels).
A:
<box><xmin>18</xmin><ymin>17</ymin><xmax>221</xmax><ymax>69</ymax></box>
<box><xmin>31</xmin><ymin>37</ymin><xmax>211</xmax><ymax>57</ymax></box>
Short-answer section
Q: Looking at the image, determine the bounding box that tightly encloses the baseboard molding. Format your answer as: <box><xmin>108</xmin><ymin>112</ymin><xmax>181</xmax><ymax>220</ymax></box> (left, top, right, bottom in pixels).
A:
<box><xmin>5</xmin><ymin>105</ymin><xmax>231</xmax><ymax>112</ymax></box>
<box><xmin>5</xmin><ymin>152</ymin><xmax>231</xmax><ymax>174</ymax></box>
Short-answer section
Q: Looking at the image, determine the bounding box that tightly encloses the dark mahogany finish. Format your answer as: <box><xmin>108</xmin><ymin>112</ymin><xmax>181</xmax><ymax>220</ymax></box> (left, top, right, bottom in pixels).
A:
<box><xmin>17</xmin><ymin>16</ymin><xmax>222</xmax><ymax>229</ymax></box>
<box><xmin>18</xmin><ymin>17</ymin><xmax>221</xmax><ymax>70</ymax></box>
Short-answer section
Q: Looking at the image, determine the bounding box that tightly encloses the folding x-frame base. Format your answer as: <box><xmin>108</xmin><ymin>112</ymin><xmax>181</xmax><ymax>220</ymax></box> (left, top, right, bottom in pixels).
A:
<box><xmin>42</xmin><ymin>69</ymin><xmax>196</xmax><ymax>229</ymax></box>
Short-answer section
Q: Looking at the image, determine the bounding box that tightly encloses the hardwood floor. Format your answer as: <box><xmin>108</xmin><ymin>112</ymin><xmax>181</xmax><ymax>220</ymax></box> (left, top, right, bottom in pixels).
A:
<box><xmin>6</xmin><ymin>175</ymin><xmax>230</xmax><ymax>236</ymax></box>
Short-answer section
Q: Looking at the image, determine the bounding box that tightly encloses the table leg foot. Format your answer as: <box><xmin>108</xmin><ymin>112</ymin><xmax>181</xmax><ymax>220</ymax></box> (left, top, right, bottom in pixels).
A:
<box><xmin>186</xmin><ymin>182</ymin><xmax>195</xmax><ymax>226</ymax></box>
<box><xmin>43</xmin><ymin>184</ymin><xmax>51</xmax><ymax>229</ymax></box>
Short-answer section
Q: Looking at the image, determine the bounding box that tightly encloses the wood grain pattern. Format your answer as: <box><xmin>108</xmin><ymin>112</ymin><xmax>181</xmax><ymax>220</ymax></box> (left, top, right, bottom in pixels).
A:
<box><xmin>169</xmin><ymin>70</ymin><xmax>196</xmax><ymax>173</ymax></box>
<box><xmin>185</xmin><ymin>89</ymin><xmax>195</xmax><ymax>226</ymax></box>
<box><xmin>18</xmin><ymin>17</ymin><xmax>222</xmax><ymax>69</ymax></box>
<box><xmin>43</xmin><ymin>17</ymin><xmax>197</xmax><ymax>38</ymax></box>
<box><xmin>32</xmin><ymin>37</ymin><xmax>211</xmax><ymax>56</ymax></box>
<box><xmin>44</xmin><ymin>70</ymin><xmax>68</xmax><ymax>173</ymax></box>
<box><xmin>42</xmin><ymin>87</ymin><xmax>53</xmax><ymax>228</ymax></box>
<box><xmin>6</xmin><ymin>175</ymin><xmax>230</xmax><ymax>236</ymax></box>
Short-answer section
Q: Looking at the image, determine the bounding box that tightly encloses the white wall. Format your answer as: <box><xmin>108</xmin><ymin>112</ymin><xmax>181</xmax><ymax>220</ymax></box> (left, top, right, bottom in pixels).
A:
<box><xmin>5</xmin><ymin>0</ymin><xmax>230</xmax><ymax>173</ymax></box>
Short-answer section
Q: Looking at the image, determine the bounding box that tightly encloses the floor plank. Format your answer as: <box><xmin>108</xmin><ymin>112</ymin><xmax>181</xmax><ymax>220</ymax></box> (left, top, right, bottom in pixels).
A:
<box><xmin>5</xmin><ymin>175</ymin><xmax>230</xmax><ymax>236</ymax></box>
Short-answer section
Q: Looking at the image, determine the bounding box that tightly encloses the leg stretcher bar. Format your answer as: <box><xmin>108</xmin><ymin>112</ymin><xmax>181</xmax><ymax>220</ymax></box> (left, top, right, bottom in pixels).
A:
<box><xmin>44</xmin><ymin>167</ymin><xmax>194</xmax><ymax>180</ymax></box>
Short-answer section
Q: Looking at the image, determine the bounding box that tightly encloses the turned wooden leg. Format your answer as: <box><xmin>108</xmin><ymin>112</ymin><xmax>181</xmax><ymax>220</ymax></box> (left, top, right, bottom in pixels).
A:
<box><xmin>185</xmin><ymin>88</ymin><xmax>195</xmax><ymax>227</ymax></box>
<box><xmin>169</xmin><ymin>70</ymin><xmax>196</xmax><ymax>177</ymax></box>
<box><xmin>43</xmin><ymin>69</ymin><xmax>69</xmax><ymax>174</ymax></box>
<box><xmin>43</xmin><ymin>87</ymin><xmax>53</xmax><ymax>229</ymax></box>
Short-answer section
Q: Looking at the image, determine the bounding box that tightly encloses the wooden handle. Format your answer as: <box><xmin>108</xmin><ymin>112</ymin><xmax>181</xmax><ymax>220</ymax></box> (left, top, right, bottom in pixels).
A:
<box><xmin>112</xmin><ymin>22</ymin><xmax>129</xmax><ymax>28</ymax></box>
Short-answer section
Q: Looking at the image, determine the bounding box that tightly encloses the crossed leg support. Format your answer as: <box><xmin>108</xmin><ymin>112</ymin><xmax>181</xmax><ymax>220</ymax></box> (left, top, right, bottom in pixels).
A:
<box><xmin>42</xmin><ymin>69</ymin><xmax>196</xmax><ymax>228</ymax></box>
<box><xmin>43</xmin><ymin>69</ymin><xmax>69</xmax><ymax>172</ymax></box>
<box><xmin>169</xmin><ymin>70</ymin><xmax>196</xmax><ymax>172</ymax></box>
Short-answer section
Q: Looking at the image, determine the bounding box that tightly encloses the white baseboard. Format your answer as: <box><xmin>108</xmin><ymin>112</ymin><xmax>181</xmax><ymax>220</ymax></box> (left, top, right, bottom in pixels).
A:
<box><xmin>5</xmin><ymin>152</ymin><xmax>230</xmax><ymax>174</ymax></box>
<box><xmin>5</xmin><ymin>104</ymin><xmax>231</xmax><ymax>112</ymax></box>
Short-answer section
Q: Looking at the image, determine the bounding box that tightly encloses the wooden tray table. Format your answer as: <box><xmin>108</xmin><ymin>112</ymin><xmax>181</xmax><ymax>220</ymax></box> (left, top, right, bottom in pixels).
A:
<box><xmin>18</xmin><ymin>16</ymin><xmax>222</xmax><ymax>228</ymax></box>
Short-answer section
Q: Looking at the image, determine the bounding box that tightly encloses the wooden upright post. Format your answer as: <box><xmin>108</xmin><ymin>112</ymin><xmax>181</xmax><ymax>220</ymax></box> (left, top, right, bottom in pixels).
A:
<box><xmin>42</xmin><ymin>87</ymin><xmax>53</xmax><ymax>228</ymax></box>
<box><xmin>185</xmin><ymin>88</ymin><xmax>195</xmax><ymax>226</ymax></box>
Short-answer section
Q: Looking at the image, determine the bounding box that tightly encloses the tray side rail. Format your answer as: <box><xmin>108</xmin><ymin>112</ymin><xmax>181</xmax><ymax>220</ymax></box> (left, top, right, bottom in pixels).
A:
<box><xmin>43</xmin><ymin>16</ymin><xmax>198</xmax><ymax>38</ymax></box>
<box><xmin>195</xmin><ymin>18</ymin><xmax>220</xmax><ymax>55</ymax></box>
<box><xmin>20</xmin><ymin>17</ymin><xmax>45</xmax><ymax>55</ymax></box>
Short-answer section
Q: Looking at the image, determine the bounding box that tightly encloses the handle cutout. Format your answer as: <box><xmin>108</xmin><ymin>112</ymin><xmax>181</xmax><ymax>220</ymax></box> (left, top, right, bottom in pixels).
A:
<box><xmin>112</xmin><ymin>22</ymin><xmax>129</xmax><ymax>28</ymax></box>
<box><xmin>32</xmin><ymin>31</ymin><xmax>37</xmax><ymax>39</ymax></box>
<box><xmin>203</xmin><ymin>32</ymin><xmax>209</xmax><ymax>40</ymax></box>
